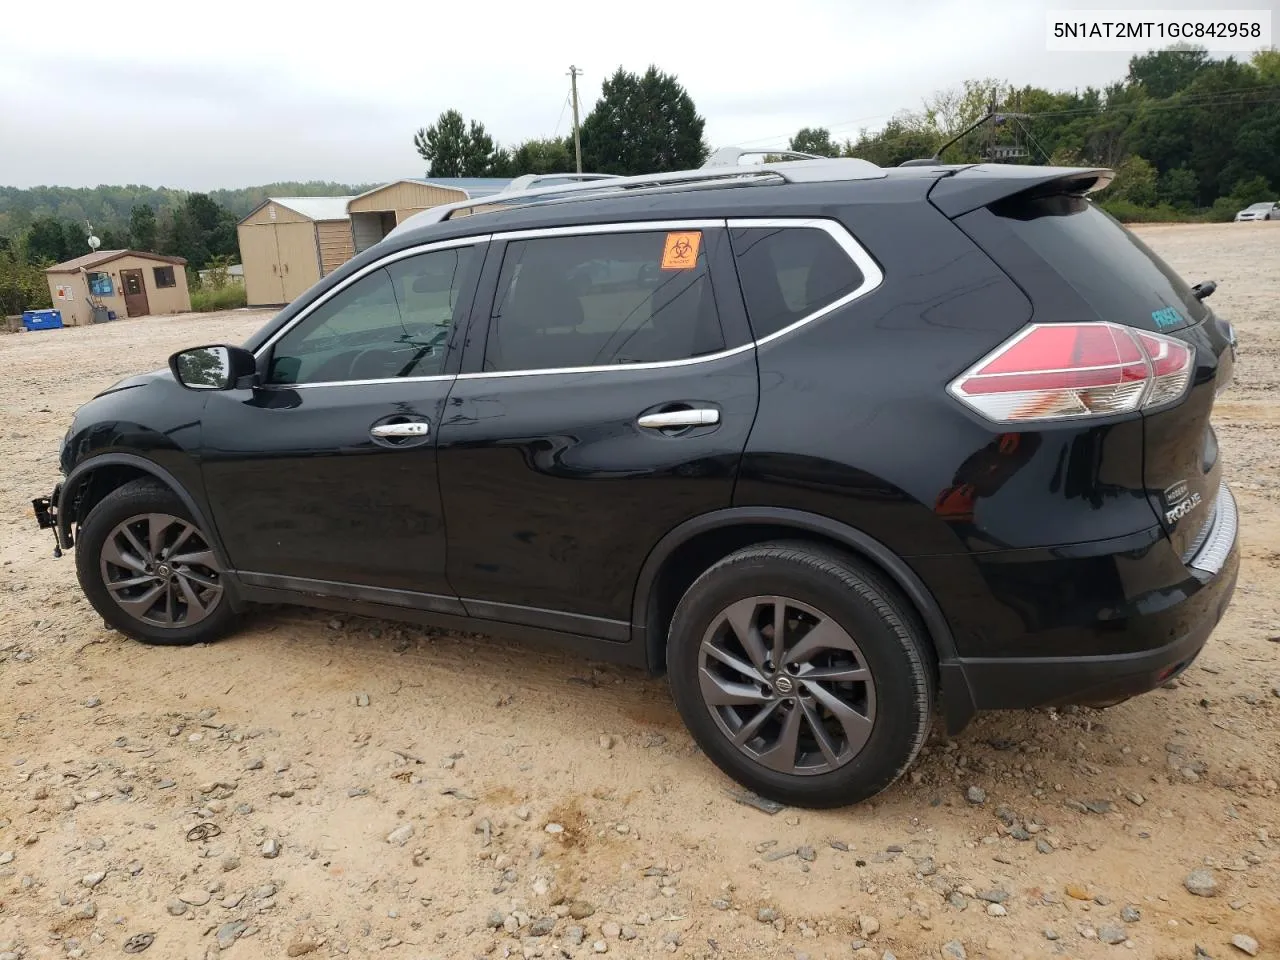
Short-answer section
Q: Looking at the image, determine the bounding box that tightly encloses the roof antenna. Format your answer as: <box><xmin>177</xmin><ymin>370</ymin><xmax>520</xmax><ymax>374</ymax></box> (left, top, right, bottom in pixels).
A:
<box><xmin>899</xmin><ymin>111</ymin><xmax>995</xmax><ymax>167</ymax></box>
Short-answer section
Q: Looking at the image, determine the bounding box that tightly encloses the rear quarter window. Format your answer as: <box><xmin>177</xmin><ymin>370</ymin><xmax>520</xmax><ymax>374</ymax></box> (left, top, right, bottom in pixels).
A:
<box><xmin>729</xmin><ymin>226</ymin><xmax>865</xmax><ymax>340</ymax></box>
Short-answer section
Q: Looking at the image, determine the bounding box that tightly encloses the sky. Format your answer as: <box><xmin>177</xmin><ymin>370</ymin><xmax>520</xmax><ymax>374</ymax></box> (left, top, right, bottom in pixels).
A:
<box><xmin>1</xmin><ymin>0</ymin><xmax>1273</xmax><ymax>189</ymax></box>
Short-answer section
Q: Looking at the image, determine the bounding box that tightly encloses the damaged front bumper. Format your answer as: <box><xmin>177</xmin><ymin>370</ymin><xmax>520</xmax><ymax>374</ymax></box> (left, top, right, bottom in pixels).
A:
<box><xmin>32</xmin><ymin>482</ymin><xmax>67</xmax><ymax>556</ymax></box>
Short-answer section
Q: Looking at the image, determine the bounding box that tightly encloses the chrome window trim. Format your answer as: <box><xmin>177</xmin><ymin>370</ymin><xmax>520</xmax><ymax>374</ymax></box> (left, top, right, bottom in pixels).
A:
<box><xmin>454</xmin><ymin>341</ymin><xmax>757</xmax><ymax>380</ymax></box>
<box><xmin>253</xmin><ymin>235</ymin><xmax>491</xmax><ymax>377</ymax></box>
<box><xmin>489</xmin><ymin>219</ymin><xmax>723</xmax><ymax>242</ymax></box>
<box><xmin>283</xmin><ymin>373</ymin><xmax>455</xmax><ymax>390</ymax></box>
<box><xmin>454</xmin><ymin>217</ymin><xmax>883</xmax><ymax>382</ymax></box>
<box><xmin>257</xmin><ymin>218</ymin><xmax>884</xmax><ymax>388</ymax></box>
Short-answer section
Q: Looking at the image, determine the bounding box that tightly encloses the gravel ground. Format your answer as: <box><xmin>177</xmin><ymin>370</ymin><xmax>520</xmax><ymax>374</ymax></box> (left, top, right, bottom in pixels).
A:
<box><xmin>1</xmin><ymin>223</ymin><xmax>1277</xmax><ymax>960</ymax></box>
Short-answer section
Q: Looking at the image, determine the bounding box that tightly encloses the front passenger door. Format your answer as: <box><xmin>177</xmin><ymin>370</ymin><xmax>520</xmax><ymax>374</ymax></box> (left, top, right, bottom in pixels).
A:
<box><xmin>200</xmin><ymin>240</ymin><xmax>485</xmax><ymax>604</ymax></box>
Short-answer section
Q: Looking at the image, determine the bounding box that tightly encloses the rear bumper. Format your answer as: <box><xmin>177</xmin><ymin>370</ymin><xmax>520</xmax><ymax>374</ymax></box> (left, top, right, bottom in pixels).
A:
<box><xmin>935</xmin><ymin>482</ymin><xmax>1239</xmax><ymax>721</ymax></box>
<box><xmin>958</xmin><ymin>549</ymin><xmax>1235</xmax><ymax>710</ymax></box>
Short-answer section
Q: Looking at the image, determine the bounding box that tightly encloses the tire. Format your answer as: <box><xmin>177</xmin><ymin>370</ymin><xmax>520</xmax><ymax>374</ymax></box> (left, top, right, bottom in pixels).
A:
<box><xmin>667</xmin><ymin>541</ymin><xmax>934</xmax><ymax>808</ymax></box>
<box><xmin>75</xmin><ymin>478</ymin><xmax>237</xmax><ymax>646</ymax></box>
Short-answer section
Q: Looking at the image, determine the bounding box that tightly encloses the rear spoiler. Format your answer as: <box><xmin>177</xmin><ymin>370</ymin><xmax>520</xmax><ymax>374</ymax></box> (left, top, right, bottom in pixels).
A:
<box><xmin>928</xmin><ymin>165</ymin><xmax>1114</xmax><ymax>218</ymax></box>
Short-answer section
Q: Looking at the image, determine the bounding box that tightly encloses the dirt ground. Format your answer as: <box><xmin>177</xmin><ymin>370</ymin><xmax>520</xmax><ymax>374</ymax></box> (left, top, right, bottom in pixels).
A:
<box><xmin>1</xmin><ymin>222</ymin><xmax>1277</xmax><ymax>960</ymax></box>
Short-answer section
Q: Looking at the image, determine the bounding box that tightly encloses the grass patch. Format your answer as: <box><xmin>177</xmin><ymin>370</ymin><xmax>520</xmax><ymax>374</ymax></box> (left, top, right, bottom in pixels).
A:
<box><xmin>190</xmin><ymin>285</ymin><xmax>247</xmax><ymax>313</ymax></box>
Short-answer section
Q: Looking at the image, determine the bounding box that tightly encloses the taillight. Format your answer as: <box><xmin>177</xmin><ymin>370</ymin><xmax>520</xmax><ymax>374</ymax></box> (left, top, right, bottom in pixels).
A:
<box><xmin>949</xmin><ymin>322</ymin><xmax>1193</xmax><ymax>423</ymax></box>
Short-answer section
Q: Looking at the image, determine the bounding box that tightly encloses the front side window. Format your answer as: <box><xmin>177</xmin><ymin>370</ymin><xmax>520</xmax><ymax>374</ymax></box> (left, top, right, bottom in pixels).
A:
<box><xmin>730</xmin><ymin>226</ymin><xmax>865</xmax><ymax>340</ymax></box>
<box><xmin>268</xmin><ymin>245</ymin><xmax>477</xmax><ymax>385</ymax></box>
<box><xmin>153</xmin><ymin>266</ymin><xmax>176</xmax><ymax>288</ymax></box>
<box><xmin>483</xmin><ymin>230</ymin><xmax>725</xmax><ymax>373</ymax></box>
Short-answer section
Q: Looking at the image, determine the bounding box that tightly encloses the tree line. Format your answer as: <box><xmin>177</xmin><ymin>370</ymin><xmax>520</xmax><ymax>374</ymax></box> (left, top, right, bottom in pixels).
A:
<box><xmin>793</xmin><ymin>48</ymin><xmax>1279</xmax><ymax>221</ymax></box>
<box><xmin>413</xmin><ymin>66</ymin><xmax>708</xmax><ymax>177</ymax></box>
<box><xmin>1</xmin><ymin>193</ymin><xmax>242</xmax><ymax>315</ymax></box>
<box><xmin>0</xmin><ymin>181</ymin><xmax>366</xmax><ymax>241</ymax></box>
<box><xmin>0</xmin><ymin>184</ymin><xmax>365</xmax><ymax>315</ymax></box>
<box><xmin>414</xmin><ymin>50</ymin><xmax>1278</xmax><ymax>223</ymax></box>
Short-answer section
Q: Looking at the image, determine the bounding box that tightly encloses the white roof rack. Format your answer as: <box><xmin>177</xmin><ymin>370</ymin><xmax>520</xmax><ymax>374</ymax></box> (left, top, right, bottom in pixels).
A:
<box><xmin>386</xmin><ymin>156</ymin><xmax>884</xmax><ymax>239</ymax></box>
<box><xmin>702</xmin><ymin>147</ymin><xmax>827</xmax><ymax>167</ymax></box>
<box><xmin>501</xmin><ymin>173</ymin><xmax>621</xmax><ymax>193</ymax></box>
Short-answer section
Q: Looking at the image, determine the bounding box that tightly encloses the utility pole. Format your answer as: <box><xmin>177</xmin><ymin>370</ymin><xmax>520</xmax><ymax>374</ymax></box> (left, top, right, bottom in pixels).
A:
<box><xmin>568</xmin><ymin>65</ymin><xmax>583</xmax><ymax>173</ymax></box>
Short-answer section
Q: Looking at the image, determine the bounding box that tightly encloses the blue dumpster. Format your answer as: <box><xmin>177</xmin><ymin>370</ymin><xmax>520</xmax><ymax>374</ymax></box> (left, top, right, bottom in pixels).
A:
<box><xmin>22</xmin><ymin>309</ymin><xmax>64</xmax><ymax>331</ymax></box>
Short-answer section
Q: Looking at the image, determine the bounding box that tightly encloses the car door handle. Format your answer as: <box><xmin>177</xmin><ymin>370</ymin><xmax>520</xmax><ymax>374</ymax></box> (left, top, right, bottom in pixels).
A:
<box><xmin>638</xmin><ymin>409</ymin><xmax>720</xmax><ymax>429</ymax></box>
<box><xmin>371</xmin><ymin>421</ymin><xmax>430</xmax><ymax>438</ymax></box>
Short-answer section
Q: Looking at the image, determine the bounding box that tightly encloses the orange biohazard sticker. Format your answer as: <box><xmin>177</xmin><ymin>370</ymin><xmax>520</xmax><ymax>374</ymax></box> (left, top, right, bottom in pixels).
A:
<box><xmin>661</xmin><ymin>231</ymin><xmax>702</xmax><ymax>270</ymax></box>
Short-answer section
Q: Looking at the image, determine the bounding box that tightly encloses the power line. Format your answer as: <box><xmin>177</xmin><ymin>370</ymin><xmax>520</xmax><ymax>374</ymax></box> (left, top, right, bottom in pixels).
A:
<box><xmin>553</xmin><ymin>92</ymin><xmax>571</xmax><ymax>138</ymax></box>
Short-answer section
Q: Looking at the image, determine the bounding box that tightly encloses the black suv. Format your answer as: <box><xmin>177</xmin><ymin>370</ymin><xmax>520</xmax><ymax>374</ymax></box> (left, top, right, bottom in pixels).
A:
<box><xmin>33</xmin><ymin>159</ymin><xmax>1240</xmax><ymax>808</ymax></box>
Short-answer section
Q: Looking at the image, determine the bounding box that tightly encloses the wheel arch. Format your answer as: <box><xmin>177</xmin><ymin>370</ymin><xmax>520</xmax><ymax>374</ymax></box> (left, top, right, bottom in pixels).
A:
<box><xmin>631</xmin><ymin>507</ymin><xmax>976</xmax><ymax>732</ymax></box>
<box><xmin>57</xmin><ymin>453</ymin><xmax>231</xmax><ymax>571</ymax></box>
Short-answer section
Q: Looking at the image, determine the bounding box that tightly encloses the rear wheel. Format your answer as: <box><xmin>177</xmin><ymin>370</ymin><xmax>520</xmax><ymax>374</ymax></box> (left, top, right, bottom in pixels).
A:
<box><xmin>76</xmin><ymin>479</ymin><xmax>236</xmax><ymax>646</ymax></box>
<box><xmin>667</xmin><ymin>542</ymin><xmax>934</xmax><ymax>807</ymax></box>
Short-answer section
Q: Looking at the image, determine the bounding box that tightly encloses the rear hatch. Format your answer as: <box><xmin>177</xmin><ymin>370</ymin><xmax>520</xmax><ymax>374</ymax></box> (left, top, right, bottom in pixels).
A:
<box><xmin>943</xmin><ymin>173</ymin><xmax>1235</xmax><ymax>560</ymax></box>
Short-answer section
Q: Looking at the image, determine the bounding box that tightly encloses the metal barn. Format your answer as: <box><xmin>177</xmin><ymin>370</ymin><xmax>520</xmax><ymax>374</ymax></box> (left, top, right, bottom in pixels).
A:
<box><xmin>237</xmin><ymin>197</ymin><xmax>354</xmax><ymax>307</ymax></box>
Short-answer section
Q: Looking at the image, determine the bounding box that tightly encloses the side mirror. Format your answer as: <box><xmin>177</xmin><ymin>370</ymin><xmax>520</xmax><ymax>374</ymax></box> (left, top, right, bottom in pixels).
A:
<box><xmin>169</xmin><ymin>344</ymin><xmax>257</xmax><ymax>390</ymax></box>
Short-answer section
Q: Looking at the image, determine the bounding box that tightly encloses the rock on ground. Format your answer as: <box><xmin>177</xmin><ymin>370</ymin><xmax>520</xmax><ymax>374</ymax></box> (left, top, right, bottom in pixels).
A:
<box><xmin>1185</xmin><ymin>869</ymin><xmax>1218</xmax><ymax>897</ymax></box>
<box><xmin>1231</xmin><ymin>934</ymin><xmax>1259</xmax><ymax>957</ymax></box>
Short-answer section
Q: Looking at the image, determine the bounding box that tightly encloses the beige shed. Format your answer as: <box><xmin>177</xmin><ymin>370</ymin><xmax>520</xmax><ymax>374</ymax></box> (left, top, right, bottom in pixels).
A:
<box><xmin>44</xmin><ymin>250</ymin><xmax>190</xmax><ymax>326</ymax></box>
<box><xmin>347</xmin><ymin>178</ymin><xmax>512</xmax><ymax>253</ymax></box>
<box><xmin>237</xmin><ymin>197</ymin><xmax>354</xmax><ymax>307</ymax></box>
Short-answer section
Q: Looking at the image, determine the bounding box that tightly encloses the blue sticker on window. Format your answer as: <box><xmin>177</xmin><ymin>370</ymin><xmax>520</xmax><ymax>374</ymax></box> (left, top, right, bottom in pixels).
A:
<box><xmin>1151</xmin><ymin>307</ymin><xmax>1182</xmax><ymax>329</ymax></box>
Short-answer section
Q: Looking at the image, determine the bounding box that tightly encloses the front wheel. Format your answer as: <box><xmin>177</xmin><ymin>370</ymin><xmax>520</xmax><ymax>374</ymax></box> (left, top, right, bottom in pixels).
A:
<box><xmin>75</xmin><ymin>479</ymin><xmax>237</xmax><ymax>645</ymax></box>
<box><xmin>667</xmin><ymin>542</ymin><xmax>934</xmax><ymax>808</ymax></box>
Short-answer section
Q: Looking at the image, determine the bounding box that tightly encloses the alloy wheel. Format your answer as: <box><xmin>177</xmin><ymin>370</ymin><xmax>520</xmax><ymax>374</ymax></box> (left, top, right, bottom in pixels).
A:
<box><xmin>99</xmin><ymin>513</ymin><xmax>223</xmax><ymax>628</ymax></box>
<box><xmin>697</xmin><ymin>595</ymin><xmax>877</xmax><ymax>776</ymax></box>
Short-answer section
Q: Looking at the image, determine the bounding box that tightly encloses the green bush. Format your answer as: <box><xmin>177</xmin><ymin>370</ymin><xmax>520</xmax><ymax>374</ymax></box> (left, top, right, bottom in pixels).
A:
<box><xmin>1103</xmin><ymin>156</ymin><xmax>1158</xmax><ymax>207</ymax></box>
<box><xmin>0</xmin><ymin>242</ymin><xmax>52</xmax><ymax>314</ymax></box>
<box><xmin>1098</xmin><ymin>200</ymin><xmax>1189</xmax><ymax>223</ymax></box>
<box><xmin>190</xmin><ymin>284</ymin><xmax>247</xmax><ymax>312</ymax></box>
<box><xmin>1227</xmin><ymin>175</ymin><xmax>1275</xmax><ymax>207</ymax></box>
<box><xmin>1201</xmin><ymin>176</ymin><xmax>1279</xmax><ymax>222</ymax></box>
<box><xmin>1208</xmin><ymin>198</ymin><xmax>1242</xmax><ymax>222</ymax></box>
<box><xmin>1157</xmin><ymin>167</ymin><xmax>1199</xmax><ymax>208</ymax></box>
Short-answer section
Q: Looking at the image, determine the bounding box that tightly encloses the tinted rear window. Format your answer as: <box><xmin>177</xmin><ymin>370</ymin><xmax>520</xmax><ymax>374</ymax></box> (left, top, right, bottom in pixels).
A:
<box><xmin>729</xmin><ymin>227</ymin><xmax>864</xmax><ymax>340</ymax></box>
<box><xmin>986</xmin><ymin>195</ymin><xmax>1206</xmax><ymax>332</ymax></box>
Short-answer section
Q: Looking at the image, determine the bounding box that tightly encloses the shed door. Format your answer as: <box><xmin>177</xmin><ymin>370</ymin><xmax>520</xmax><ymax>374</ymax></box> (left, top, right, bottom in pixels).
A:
<box><xmin>240</xmin><ymin>223</ymin><xmax>286</xmax><ymax>306</ymax></box>
<box><xmin>119</xmin><ymin>269</ymin><xmax>150</xmax><ymax>317</ymax></box>
<box><xmin>276</xmin><ymin>221</ymin><xmax>322</xmax><ymax>301</ymax></box>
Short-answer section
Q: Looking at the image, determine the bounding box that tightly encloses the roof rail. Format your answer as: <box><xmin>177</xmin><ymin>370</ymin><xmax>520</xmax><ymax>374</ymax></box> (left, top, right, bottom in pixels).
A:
<box><xmin>386</xmin><ymin>157</ymin><xmax>885</xmax><ymax>239</ymax></box>
<box><xmin>701</xmin><ymin>146</ymin><xmax>826</xmax><ymax>167</ymax></box>
<box><xmin>501</xmin><ymin>172</ymin><xmax>621</xmax><ymax>193</ymax></box>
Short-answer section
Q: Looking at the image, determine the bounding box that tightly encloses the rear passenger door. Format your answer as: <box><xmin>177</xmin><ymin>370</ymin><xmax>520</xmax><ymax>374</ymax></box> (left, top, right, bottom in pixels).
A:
<box><xmin>436</xmin><ymin>221</ymin><xmax>758</xmax><ymax>638</ymax></box>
